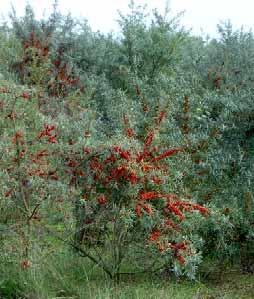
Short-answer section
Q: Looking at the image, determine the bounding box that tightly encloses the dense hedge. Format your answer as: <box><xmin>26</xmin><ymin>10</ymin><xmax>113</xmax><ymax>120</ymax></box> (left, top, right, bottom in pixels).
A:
<box><xmin>0</xmin><ymin>2</ymin><xmax>253</xmax><ymax>281</ymax></box>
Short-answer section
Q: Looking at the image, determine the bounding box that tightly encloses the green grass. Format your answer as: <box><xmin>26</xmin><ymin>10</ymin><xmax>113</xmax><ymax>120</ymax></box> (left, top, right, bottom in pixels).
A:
<box><xmin>1</xmin><ymin>249</ymin><xmax>254</xmax><ymax>299</ymax></box>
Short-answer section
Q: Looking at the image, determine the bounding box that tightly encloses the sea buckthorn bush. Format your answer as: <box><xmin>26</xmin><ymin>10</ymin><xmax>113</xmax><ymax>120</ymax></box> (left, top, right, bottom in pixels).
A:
<box><xmin>71</xmin><ymin>111</ymin><xmax>210</xmax><ymax>279</ymax></box>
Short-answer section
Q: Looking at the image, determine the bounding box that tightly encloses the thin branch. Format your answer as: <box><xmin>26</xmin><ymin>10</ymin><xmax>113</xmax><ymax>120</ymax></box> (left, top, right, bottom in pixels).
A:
<box><xmin>44</xmin><ymin>226</ymin><xmax>113</xmax><ymax>279</ymax></box>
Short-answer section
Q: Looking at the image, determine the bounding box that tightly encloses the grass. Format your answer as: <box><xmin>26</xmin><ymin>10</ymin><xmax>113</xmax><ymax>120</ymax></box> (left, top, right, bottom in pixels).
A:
<box><xmin>1</xmin><ymin>248</ymin><xmax>254</xmax><ymax>299</ymax></box>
